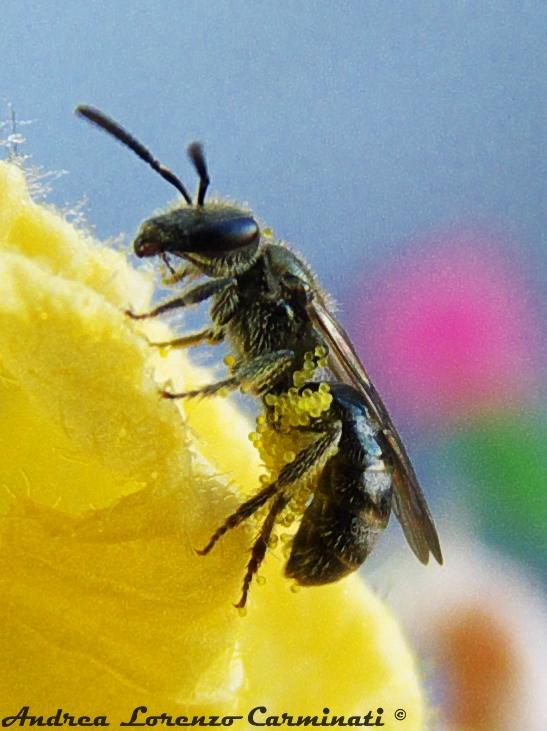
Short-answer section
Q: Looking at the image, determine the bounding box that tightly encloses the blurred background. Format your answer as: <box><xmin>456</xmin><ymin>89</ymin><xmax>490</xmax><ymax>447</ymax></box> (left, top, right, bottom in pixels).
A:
<box><xmin>1</xmin><ymin>2</ymin><xmax>545</xmax><ymax>728</ymax></box>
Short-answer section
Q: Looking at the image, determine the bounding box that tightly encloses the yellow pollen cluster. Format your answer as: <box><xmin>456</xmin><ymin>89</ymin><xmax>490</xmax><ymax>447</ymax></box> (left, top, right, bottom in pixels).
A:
<box><xmin>245</xmin><ymin>348</ymin><xmax>334</xmax><ymax>547</ymax></box>
<box><xmin>248</xmin><ymin>347</ymin><xmax>333</xmax><ymax>480</ymax></box>
<box><xmin>291</xmin><ymin>346</ymin><xmax>328</xmax><ymax>388</ymax></box>
<box><xmin>263</xmin><ymin>379</ymin><xmax>332</xmax><ymax>432</ymax></box>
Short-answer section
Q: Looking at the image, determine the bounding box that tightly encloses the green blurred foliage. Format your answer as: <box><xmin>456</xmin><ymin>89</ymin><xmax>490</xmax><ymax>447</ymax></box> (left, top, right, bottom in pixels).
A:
<box><xmin>451</xmin><ymin>409</ymin><xmax>547</xmax><ymax>570</ymax></box>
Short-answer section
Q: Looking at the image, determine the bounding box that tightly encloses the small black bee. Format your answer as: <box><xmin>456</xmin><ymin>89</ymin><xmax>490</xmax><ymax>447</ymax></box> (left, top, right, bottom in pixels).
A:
<box><xmin>76</xmin><ymin>105</ymin><xmax>442</xmax><ymax>609</ymax></box>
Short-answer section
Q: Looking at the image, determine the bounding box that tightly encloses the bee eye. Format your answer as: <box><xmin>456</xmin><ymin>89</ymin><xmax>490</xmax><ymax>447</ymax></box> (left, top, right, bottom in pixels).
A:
<box><xmin>190</xmin><ymin>217</ymin><xmax>259</xmax><ymax>253</ymax></box>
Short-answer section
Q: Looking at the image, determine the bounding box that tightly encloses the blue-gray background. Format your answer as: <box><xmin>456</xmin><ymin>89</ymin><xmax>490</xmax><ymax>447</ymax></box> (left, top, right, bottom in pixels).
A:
<box><xmin>1</xmin><ymin>1</ymin><xmax>545</xmax><ymax>301</ymax></box>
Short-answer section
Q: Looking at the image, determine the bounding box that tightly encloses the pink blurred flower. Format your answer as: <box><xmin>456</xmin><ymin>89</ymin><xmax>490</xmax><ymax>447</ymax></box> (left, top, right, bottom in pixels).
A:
<box><xmin>350</xmin><ymin>229</ymin><xmax>540</xmax><ymax>422</ymax></box>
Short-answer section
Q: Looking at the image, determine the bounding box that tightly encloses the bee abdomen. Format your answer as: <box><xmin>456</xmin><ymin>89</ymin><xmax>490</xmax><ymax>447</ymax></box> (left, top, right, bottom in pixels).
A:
<box><xmin>285</xmin><ymin>466</ymin><xmax>392</xmax><ymax>586</ymax></box>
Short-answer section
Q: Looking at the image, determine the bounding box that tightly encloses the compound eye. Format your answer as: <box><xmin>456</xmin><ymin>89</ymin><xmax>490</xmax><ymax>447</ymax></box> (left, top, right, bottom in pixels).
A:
<box><xmin>190</xmin><ymin>217</ymin><xmax>259</xmax><ymax>253</ymax></box>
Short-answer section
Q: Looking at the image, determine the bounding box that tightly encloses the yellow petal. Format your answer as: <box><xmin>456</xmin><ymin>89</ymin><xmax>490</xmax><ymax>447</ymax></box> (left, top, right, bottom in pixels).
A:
<box><xmin>242</xmin><ymin>571</ymin><xmax>425</xmax><ymax>727</ymax></box>
<box><xmin>0</xmin><ymin>160</ymin><xmax>248</xmax><ymax>710</ymax></box>
<box><xmin>0</xmin><ymin>160</ymin><xmax>426</xmax><ymax>727</ymax></box>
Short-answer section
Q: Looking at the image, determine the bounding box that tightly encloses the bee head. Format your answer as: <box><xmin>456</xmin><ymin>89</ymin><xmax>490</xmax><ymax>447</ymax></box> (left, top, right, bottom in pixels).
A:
<box><xmin>134</xmin><ymin>204</ymin><xmax>261</xmax><ymax>276</ymax></box>
<box><xmin>75</xmin><ymin>105</ymin><xmax>261</xmax><ymax>275</ymax></box>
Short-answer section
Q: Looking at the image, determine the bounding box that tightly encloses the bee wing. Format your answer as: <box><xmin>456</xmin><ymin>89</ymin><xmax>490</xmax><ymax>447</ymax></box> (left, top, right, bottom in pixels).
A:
<box><xmin>307</xmin><ymin>296</ymin><xmax>443</xmax><ymax>566</ymax></box>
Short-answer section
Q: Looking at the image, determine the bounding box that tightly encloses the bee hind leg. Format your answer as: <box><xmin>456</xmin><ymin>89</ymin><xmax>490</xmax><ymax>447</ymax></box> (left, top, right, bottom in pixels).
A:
<box><xmin>235</xmin><ymin>492</ymin><xmax>291</xmax><ymax>610</ymax></box>
<box><xmin>235</xmin><ymin>424</ymin><xmax>342</xmax><ymax>608</ymax></box>
<box><xmin>196</xmin><ymin>482</ymin><xmax>278</xmax><ymax>556</ymax></box>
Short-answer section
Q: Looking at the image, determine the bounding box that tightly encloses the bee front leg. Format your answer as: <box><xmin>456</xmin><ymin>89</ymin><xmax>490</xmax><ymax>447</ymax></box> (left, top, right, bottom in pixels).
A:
<box><xmin>161</xmin><ymin>263</ymin><xmax>197</xmax><ymax>286</ymax></box>
<box><xmin>126</xmin><ymin>276</ymin><xmax>235</xmax><ymax>320</ymax></box>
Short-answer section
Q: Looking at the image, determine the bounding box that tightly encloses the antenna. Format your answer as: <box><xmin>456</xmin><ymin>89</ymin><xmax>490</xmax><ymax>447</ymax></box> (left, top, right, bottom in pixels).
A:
<box><xmin>187</xmin><ymin>142</ymin><xmax>210</xmax><ymax>207</ymax></box>
<box><xmin>75</xmin><ymin>105</ymin><xmax>193</xmax><ymax>205</ymax></box>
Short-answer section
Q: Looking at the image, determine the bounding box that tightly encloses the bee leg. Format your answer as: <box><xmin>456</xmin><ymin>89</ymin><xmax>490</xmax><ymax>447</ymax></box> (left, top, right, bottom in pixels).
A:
<box><xmin>235</xmin><ymin>492</ymin><xmax>291</xmax><ymax>610</ymax></box>
<box><xmin>197</xmin><ymin>425</ymin><xmax>339</xmax><ymax>556</ymax></box>
<box><xmin>126</xmin><ymin>276</ymin><xmax>235</xmax><ymax>319</ymax></box>
<box><xmin>275</xmin><ymin>424</ymin><xmax>343</xmax><ymax>492</ymax></box>
<box><xmin>162</xmin><ymin>349</ymin><xmax>294</xmax><ymax>399</ymax></box>
<box><xmin>162</xmin><ymin>373</ymin><xmax>240</xmax><ymax>399</ymax></box>
<box><xmin>159</xmin><ymin>253</ymin><xmax>177</xmax><ymax>276</ymax></box>
<box><xmin>196</xmin><ymin>483</ymin><xmax>278</xmax><ymax>556</ymax></box>
<box><xmin>161</xmin><ymin>263</ymin><xmax>195</xmax><ymax>285</ymax></box>
<box><xmin>236</xmin><ymin>350</ymin><xmax>295</xmax><ymax>395</ymax></box>
<box><xmin>197</xmin><ymin>426</ymin><xmax>342</xmax><ymax>607</ymax></box>
<box><xmin>148</xmin><ymin>327</ymin><xmax>224</xmax><ymax>350</ymax></box>
<box><xmin>235</xmin><ymin>425</ymin><xmax>342</xmax><ymax>608</ymax></box>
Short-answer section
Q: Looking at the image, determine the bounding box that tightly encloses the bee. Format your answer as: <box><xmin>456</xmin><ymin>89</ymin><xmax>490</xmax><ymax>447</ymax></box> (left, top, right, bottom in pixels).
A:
<box><xmin>76</xmin><ymin>105</ymin><xmax>443</xmax><ymax>609</ymax></box>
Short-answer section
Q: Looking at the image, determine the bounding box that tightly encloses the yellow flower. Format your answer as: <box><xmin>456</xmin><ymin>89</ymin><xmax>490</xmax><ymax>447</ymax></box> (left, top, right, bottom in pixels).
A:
<box><xmin>0</xmin><ymin>160</ymin><xmax>426</xmax><ymax>727</ymax></box>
